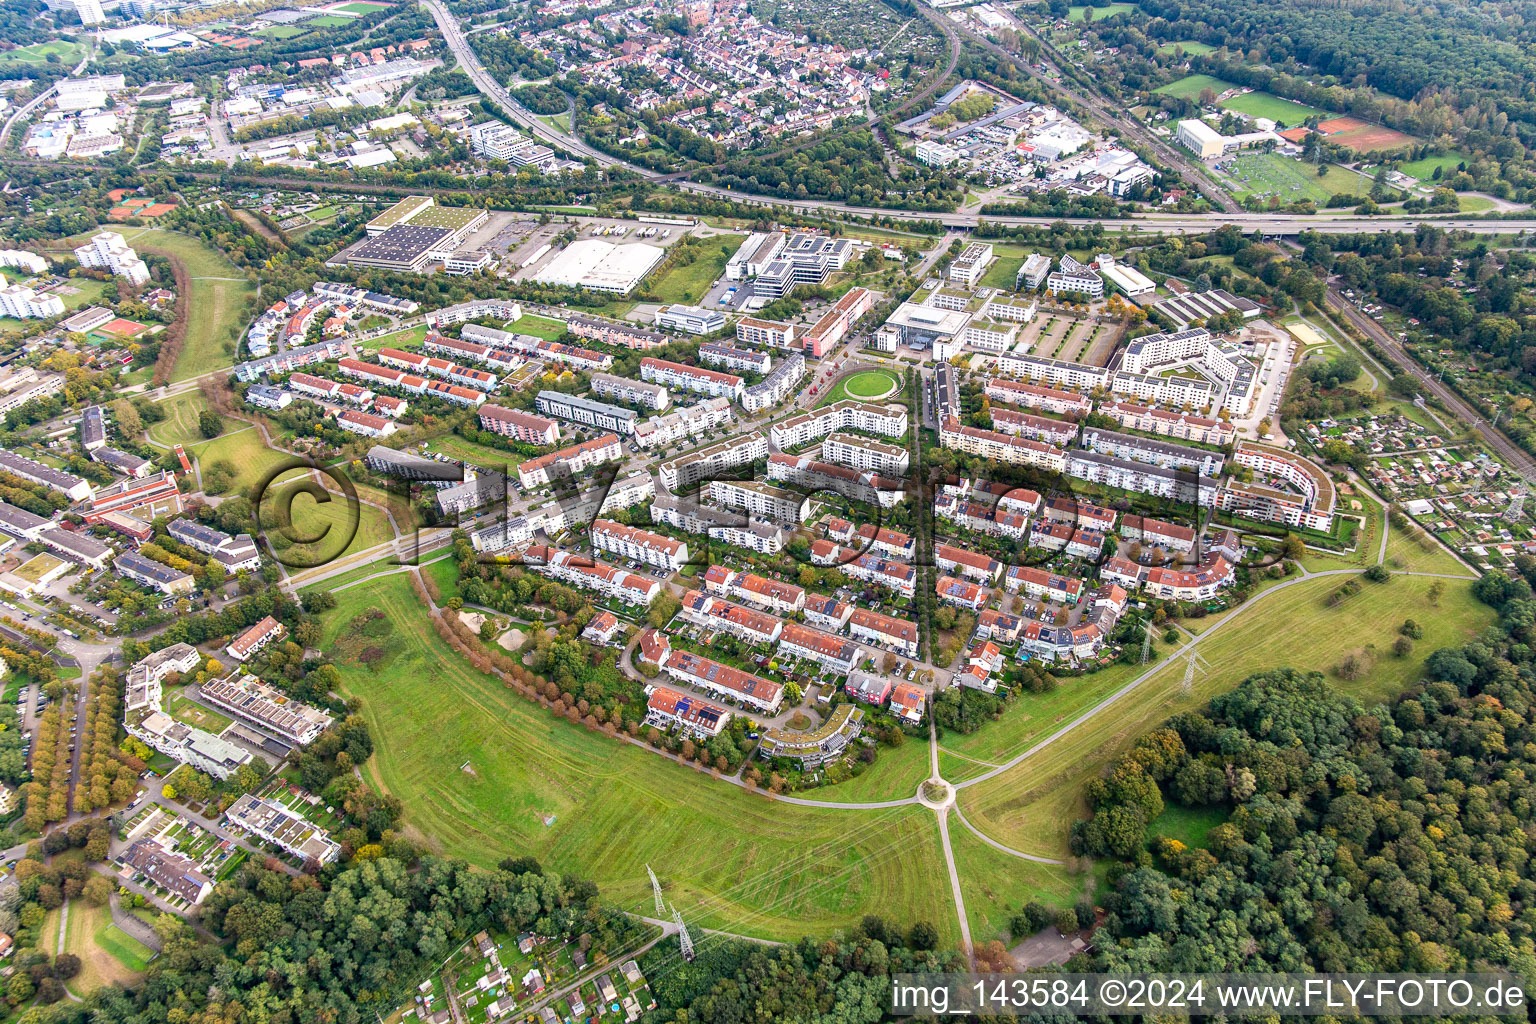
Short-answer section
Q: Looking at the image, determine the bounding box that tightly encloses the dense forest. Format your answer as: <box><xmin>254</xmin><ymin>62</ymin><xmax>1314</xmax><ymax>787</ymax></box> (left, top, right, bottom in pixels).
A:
<box><xmin>1074</xmin><ymin>569</ymin><xmax>1536</xmax><ymax>980</ymax></box>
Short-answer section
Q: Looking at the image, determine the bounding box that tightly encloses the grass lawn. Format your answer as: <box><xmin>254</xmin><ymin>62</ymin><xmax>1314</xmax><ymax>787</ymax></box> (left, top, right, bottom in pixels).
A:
<box><xmin>306</xmin><ymin>13</ymin><xmax>354</xmax><ymax>25</ymax></box>
<box><xmin>0</xmin><ymin>40</ymin><xmax>83</xmax><ymax>64</ymax></box>
<box><xmin>182</xmin><ymin>425</ymin><xmax>293</xmax><ymax>496</ymax></box>
<box><xmin>1218</xmin><ymin>90</ymin><xmax>1324</xmax><ymax>124</ymax></box>
<box><xmin>1156</xmin><ymin>40</ymin><xmax>1214</xmax><ymax>55</ymax></box>
<box><xmin>357</xmin><ymin>324</ymin><xmax>428</xmax><ymax>351</ymax></box>
<box><xmin>1153</xmin><ymin>73</ymin><xmax>1231</xmax><ymax>101</ymax></box>
<box><xmin>49</xmin><ymin>900</ymin><xmax>151</xmax><ymax>995</ymax></box>
<box><xmin>162</xmin><ymin>685</ymin><xmax>233</xmax><ymax>732</ymax></box>
<box><xmin>1067</xmin><ymin>2</ymin><xmax>1136</xmax><ymax>20</ymax></box>
<box><xmin>258</xmin><ymin>24</ymin><xmax>309</xmax><ymax>38</ymax></box>
<box><xmin>423</xmin><ymin>554</ymin><xmax>463</xmax><ymax>603</ymax></box>
<box><xmin>956</xmin><ymin>574</ymin><xmax>1492</xmax><ymax>859</ymax></box>
<box><xmin>979</xmin><ymin>255</ymin><xmax>1024</xmax><ymax>291</ymax></box>
<box><xmin>948</xmin><ymin>815</ymin><xmax>1088</xmax><ymax>942</ymax></box>
<box><xmin>323</xmin><ymin>574</ymin><xmax>960</xmax><ymax>944</ymax></box>
<box><xmin>510</xmin><ymin>313</ymin><xmax>569</xmax><ymax>341</ymax></box>
<box><xmin>101</xmin><ymin>228</ymin><xmax>255</xmax><ymax>382</ymax></box>
<box><xmin>1398</xmin><ymin>150</ymin><xmax>1468</xmax><ymax>181</ymax></box>
<box><xmin>147</xmin><ymin>390</ymin><xmax>209</xmax><ymax>447</ymax></box>
<box><xmin>942</xmin><ymin>659</ymin><xmax>1144</xmax><ymax>764</ymax></box>
<box><xmin>816</xmin><ymin>370</ymin><xmax>904</xmax><ymax>407</ymax></box>
<box><xmin>1455</xmin><ymin>194</ymin><xmax>1496</xmax><ymax>212</ymax></box>
<box><xmin>648</xmin><ymin>235</ymin><xmax>746</xmax><ymax>305</ymax></box>
<box><xmin>1147</xmin><ymin>804</ymin><xmax>1225</xmax><ymax>849</ymax></box>
<box><xmin>425</xmin><ymin>433</ymin><xmax>531</xmax><ymax>472</ymax></box>
<box><xmin>842</xmin><ymin>370</ymin><xmax>900</xmax><ymax>399</ymax></box>
<box><xmin>266</xmin><ymin>475</ymin><xmax>395</xmax><ymax>564</ymax></box>
<box><xmin>793</xmin><ymin>736</ymin><xmax>930</xmax><ymax>803</ymax></box>
<box><xmin>1383</xmin><ymin>520</ymin><xmax>1473</xmax><ymax>577</ymax></box>
<box><xmin>1222</xmin><ymin>153</ymin><xmax>1366</xmax><ymax>204</ymax></box>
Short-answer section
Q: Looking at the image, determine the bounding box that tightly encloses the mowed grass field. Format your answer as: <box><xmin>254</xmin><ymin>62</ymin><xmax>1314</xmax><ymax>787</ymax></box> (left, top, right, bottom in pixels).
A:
<box><xmin>1218</xmin><ymin>90</ymin><xmax>1323</xmax><ymax>124</ymax></box>
<box><xmin>1067</xmin><ymin>2</ymin><xmax>1136</xmax><ymax>20</ymax></box>
<box><xmin>956</xmin><ymin>573</ymin><xmax>1493</xmax><ymax>859</ymax></box>
<box><xmin>325</xmin><ymin>575</ymin><xmax>961</xmax><ymax>944</ymax></box>
<box><xmin>948</xmin><ymin>814</ymin><xmax>1088</xmax><ymax>942</ymax></box>
<box><xmin>357</xmin><ymin>324</ymin><xmax>428</xmax><ymax>351</ymax></box>
<box><xmin>1153</xmin><ymin>73</ymin><xmax>1230</xmax><ymax>101</ymax></box>
<box><xmin>86</xmin><ymin>228</ymin><xmax>256</xmax><ymax>382</ymax></box>
<box><xmin>43</xmin><ymin>900</ymin><xmax>152</xmax><ymax>996</ymax></box>
<box><xmin>263</xmin><ymin>470</ymin><xmax>396</xmax><ymax>564</ymax></box>
<box><xmin>1156</xmin><ymin>40</ymin><xmax>1214</xmax><ymax>55</ymax></box>
<box><xmin>0</xmin><ymin>40</ymin><xmax>84</xmax><ymax>64</ymax></box>
<box><xmin>648</xmin><ymin>234</ymin><xmax>746</xmax><ymax>305</ymax></box>
<box><xmin>1399</xmin><ymin>150</ymin><xmax>1468</xmax><ymax>180</ymax></box>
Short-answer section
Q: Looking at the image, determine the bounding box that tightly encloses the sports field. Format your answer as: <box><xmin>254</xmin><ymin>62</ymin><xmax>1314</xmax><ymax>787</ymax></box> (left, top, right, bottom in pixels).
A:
<box><xmin>0</xmin><ymin>40</ymin><xmax>84</xmax><ymax>64</ymax></box>
<box><xmin>258</xmin><ymin>24</ymin><xmax>309</xmax><ymax>38</ymax></box>
<box><xmin>956</xmin><ymin>573</ymin><xmax>1493</xmax><ymax>859</ymax></box>
<box><xmin>323</xmin><ymin>576</ymin><xmax>963</xmax><ymax>944</ymax></box>
<box><xmin>1153</xmin><ymin>73</ymin><xmax>1230</xmax><ymax>101</ymax></box>
<box><xmin>1221</xmin><ymin>153</ymin><xmax>1367</xmax><ymax>203</ymax></box>
<box><xmin>1218</xmin><ymin>90</ymin><xmax>1323</xmax><ymax>124</ymax></box>
<box><xmin>307</xmin><ymin>14</ymin><xmax>355</xmax><ymax>26</ymax></box>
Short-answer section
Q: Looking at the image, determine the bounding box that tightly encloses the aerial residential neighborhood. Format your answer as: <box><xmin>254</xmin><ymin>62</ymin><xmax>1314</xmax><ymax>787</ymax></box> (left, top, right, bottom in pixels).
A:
<box><xmin>0</xmin><ymin>0</ymin><xmax>1527</xmax><ymax>1016</ymax></box>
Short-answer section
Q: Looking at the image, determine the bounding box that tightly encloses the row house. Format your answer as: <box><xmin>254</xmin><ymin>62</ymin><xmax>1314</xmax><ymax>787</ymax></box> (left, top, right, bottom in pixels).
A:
<box><xmin>975</xmin><ymin>609</ymin><xmax>1024</xmax><ymax>642</ymax></box>
<box><xmin>848</xmin><ymin>607</ymin><xmax>919</xmax><ymax>659</ymax></box>
<box><xmin>639</xmin><ymin>631</ymin><xmax>785</xmax><ymax>713</ymax></box>
<box><xmin>702</xmin><ymin>566</ymin><xmax>805</xmax><ymax>615</ymax></box>
<box><xmin>936</xmin><ymin>543</ymin><xmax>1001</xmax><ymax>584</ymax></box>
<box><xmin>934</xmin><ymin>494</ymin><xmax>1028</xmax><ymax>539</ymax></box>
<box><xmin>824</xmin><ymin>519</ymin><xmax>915</xmax><ymax>560</ymax></box>
<box><xmin>681</xmin><ymin>590</ymin><xmax>783</xmax><ymax>645</ymax></box>
<box><xmin>936</xmin><ymin>575</ymin><xmax>988</xmax><ymax>611</ymax></box>
<box><xmin>1003</xmin><ymin>565</ymin><xmax>1083</xmax><ymax>605</ymax></box>
<box><xmin>645</xmin><ymin>685</ymin><xmax>732</xmax><ymax>738</ymax></box>
<box><xmin>1119</xmin><ymin>515</ymin><xmax>1197</xmax><ymax>554</ymax></box>
<box><xmin>804</xmin><ymin>592</ymin><xmax>852</xmax><ymax>631</ymax></box>
<box><xmin>776</xmin><ymin>622</ymin><xmax>863</xmax><ymax>675</ymax></box>
<box><xmin>1029</xmin><ymin>521</ymin><xmax>1106</xmax><ymax>560</ymax></box>
<box><xmin>842</xmin><ymin>552</ymin><xmax>916</xmax><ymax>597</ymax></box>
<box><xmin>525</xmin><ymin>546</ymin><xmax>663</xmax><ymax>606</ymax></box>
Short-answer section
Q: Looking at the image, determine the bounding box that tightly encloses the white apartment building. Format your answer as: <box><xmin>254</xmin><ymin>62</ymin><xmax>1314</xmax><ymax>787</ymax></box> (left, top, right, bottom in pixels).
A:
<box><xmin>632</xmin><ymin>396</ymin><xmax>733</xmax><ymax>449</ymax></box>
<box><xmin>769</xmin><ymin>400</ymin><xmax>908</xmax><ymax>449</ymax></box>
<box><xmin>939</xmin><ymin>419</ymin><xmax>1066</xmax><ymax>470</ymax></box>
<box><xmin>590</xmin><ymin>372</ymin><xmax>671</xmax><ymax>410</ymax></box>
<box><xmin>708</xmin><ymin>480</ymin><xmax>810</xmax><ymax>524</ymax></box>
<box><xmin>591</xmin><ymin>519</ymin><xmax>690</xmax><ymax>572</ymax></box>
<box><xmin>947</xmin><ymin>243</ymin><xmax>994</xmax><ymax>288</ymax></box>
<box><xmin>0</xmin><ymin>250</ymin><xmax>47</xmax><ymax>275</ymax></box>
<box><xmin>995</xmin><ymin>353</ymin><xmax>1111</xmax><ymax>392</ymax></box>
<box><xmin>742</xmin><ymin>352</ymin><xmax>805</xmax><ymax>412</ymax></box>
<box><xmin>0</xmin><ymin>285</ymin><xmax>64</xmax><ymax>319</ymax></box>
<box><xmin>73</xmin><ymin>231</ymin><xmax>150</xmax><ymax>286</ymax></box>
<box><xmin>822</xmin><ymin>432</ymin><xmax>910</xmax><ymax>476</ymax></box>
<box><xmin>736</xmin><ymin>317</ymin><xmax>796</xmax><ymax>349</ymax></box>
<box><xmin>960</xmin><ymin>318</ymin><xmax>1018</xmax><ymax>353</ymax></box>
<box><xmin>655</xmin><ymin>304</ymin><xmax>726</xmax><ymax>335</ymax></box>
<box><xmin>658</xmin><ymin>432</ymin><xmax>767</xmax><ymax>491</ymax></box>
<box><xmin>1017</xmin><ymin>253</ymin><xmax>1051</xmax><ymax>291</ymax></box>
<box><xmin>700</xmin><ymin>342</ymin><xmax>771</xmax><ymax>375</ymax></box>
<box><xmin>640</xmin><ymin>358</ymin><xmax>743</xmax><ymax>400</ymax></box>
<box><xmin>915</xmin><ymin>139</ymin><xmax>960</xmax><ymax>167</ymax></box>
